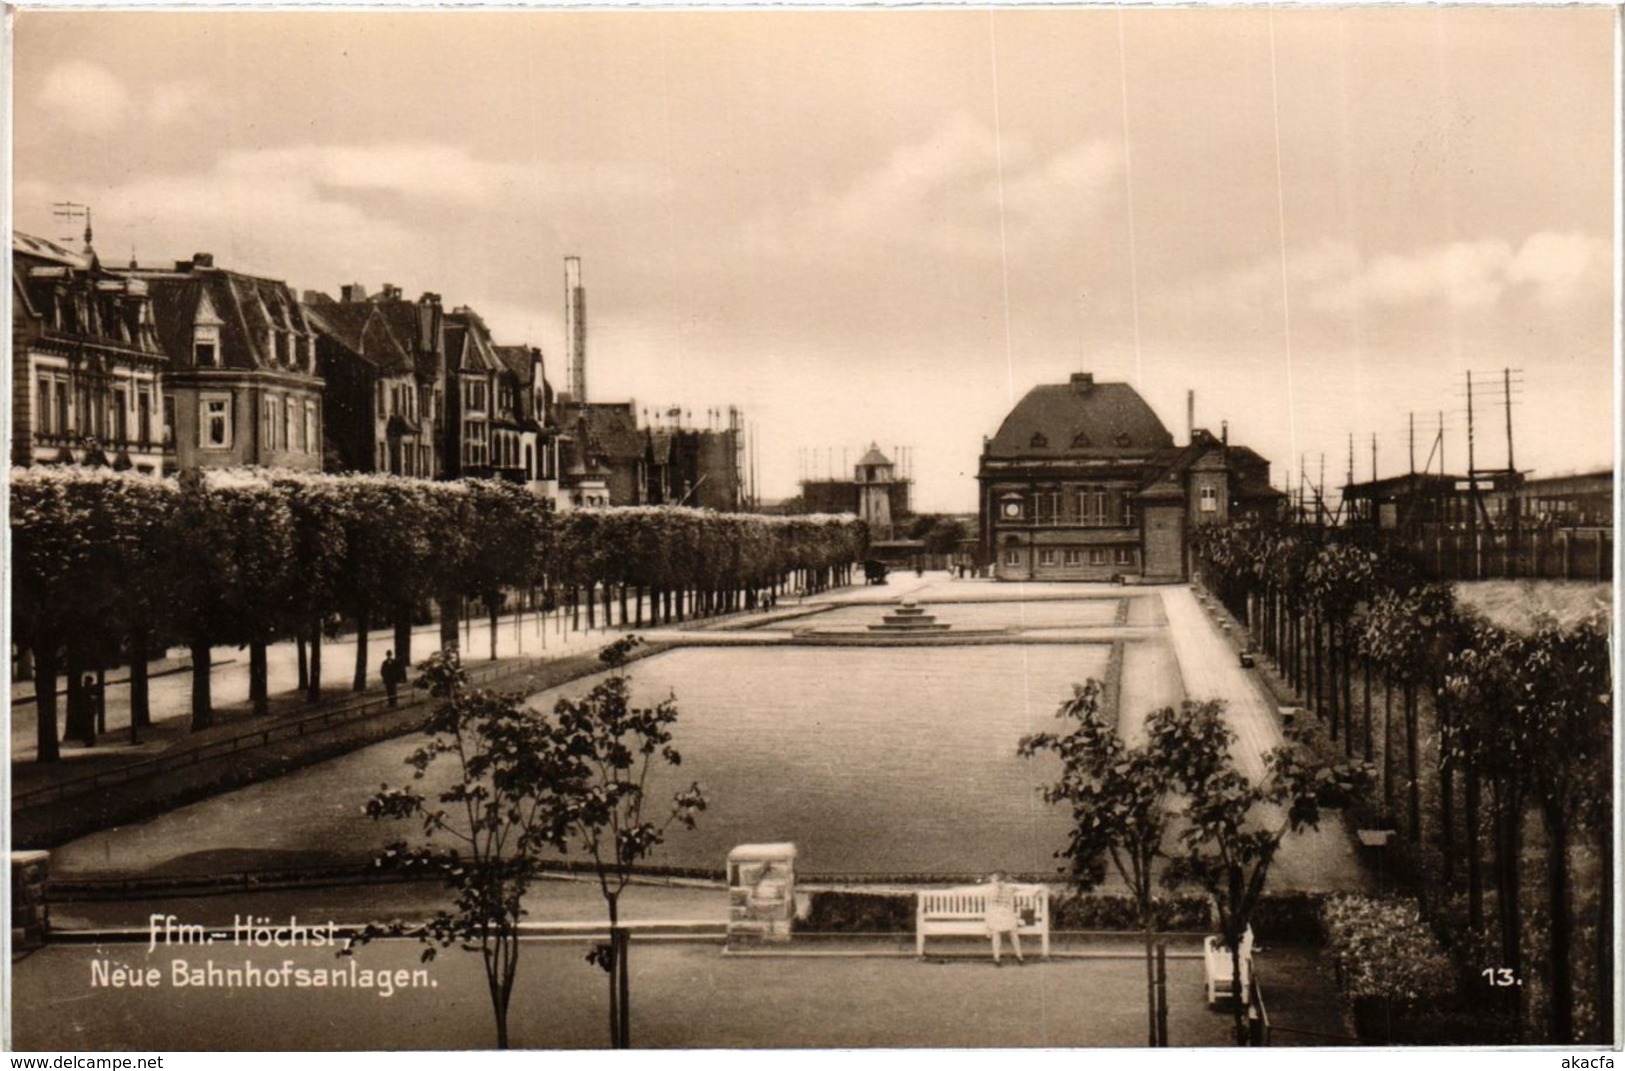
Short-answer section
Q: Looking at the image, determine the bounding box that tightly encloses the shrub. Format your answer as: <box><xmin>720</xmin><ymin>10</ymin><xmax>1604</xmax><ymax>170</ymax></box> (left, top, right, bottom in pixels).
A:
<box><xmin>1323</xmin><ymin>895</ymin><xmax>1455</xmax><ymax>1007</ymax></box>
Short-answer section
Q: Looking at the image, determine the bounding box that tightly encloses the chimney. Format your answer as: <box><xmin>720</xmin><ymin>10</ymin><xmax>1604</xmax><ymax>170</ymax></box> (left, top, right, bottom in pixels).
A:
<box><xmin>380</xmin><ymin>283</ymin><xmax>402</xmax><ymax>302</ymax></box>
<box><xmin>192</xmin><ymin>252</ymin><xmax>214</xmax><ymax>269</ymax></box>
<box><xmin>341</xmin><ymin>282</ymin><xmax>367</xmax><ymax>303</ymax></box>
<box><xmin>1187</xmin><ymin>390</ymin><xmax>1195</xmax><ymax>445</ymax></box>
<box><xmin>1221</xmin><ymin>420</ymin><xmax>1229</xmax><ymax>446</ymax></box>
<box><xmin>417</xmin><ymin>292</ymin><xmax>442</xmax><ymax>354</ymax></box>
<box><xmin>1069</xmin><ymin>371</ymin><xmax>1095</xmax><ymax>394</ymax></box>
<box><xmin>564</xmin><ymin>256</ymin><xmax>586</xmax><ymax>402</ymax></box>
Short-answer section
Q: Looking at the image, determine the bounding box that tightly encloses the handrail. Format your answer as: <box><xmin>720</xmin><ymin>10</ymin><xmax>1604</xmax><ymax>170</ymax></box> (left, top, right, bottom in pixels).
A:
<box><xmin>14</xmin><ymin>657</ymin><xmax>548</xmax><ymax>810</ymax></box>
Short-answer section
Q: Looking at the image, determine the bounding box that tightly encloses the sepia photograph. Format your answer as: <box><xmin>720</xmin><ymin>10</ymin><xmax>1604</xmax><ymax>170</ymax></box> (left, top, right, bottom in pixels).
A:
<box><xmin>3</xmin><ymin>3</ymin><xmax>1618</xmax><ymax>1055</ymax></box>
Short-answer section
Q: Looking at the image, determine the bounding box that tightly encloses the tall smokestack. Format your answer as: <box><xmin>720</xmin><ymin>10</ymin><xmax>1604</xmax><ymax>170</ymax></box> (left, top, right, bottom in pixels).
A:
<box><xmin>564</xmin><ymin>256</ymin><xmax>586</xmax><ymax>402</ymax></box>
<box><xmin>1187</xmin><ymin>390</ymin><xmax>1195</xmax><ymax>445</ymax></box>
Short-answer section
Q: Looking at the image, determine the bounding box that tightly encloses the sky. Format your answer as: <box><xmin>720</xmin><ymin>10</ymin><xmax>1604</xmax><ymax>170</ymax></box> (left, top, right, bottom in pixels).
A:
<box><xmin>10</xmin><ymin>7</ymin><xmax>1616</xmax><ymax>513</ymax></box>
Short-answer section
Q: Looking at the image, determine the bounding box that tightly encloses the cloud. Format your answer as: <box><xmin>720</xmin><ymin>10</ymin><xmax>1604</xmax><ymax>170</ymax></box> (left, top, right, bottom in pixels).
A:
<box><xmin>35</xmin><ymin>62</ymin><xmax>220</xmax><ymax>134</ymax></box>
<box><xmin>755</xmin><ymin>115</ymin><xmax>1120</xmax><ymax>260</ymax></box>
<box><xmin>148</xmin><ymin>81</ymin><xmax>211</xmax><ymax>127</ymax></box>
<box><xmin>37</xmin><ymin>61</ymin><xmax>131</xmax><ymax>134</ymax></box>
<box><xmin>1170</xmin><ymin>231</ymin><xmax>1609</xmax><ymax>323</ymax></box>
<box><xmin>1311</xmin><ymin>232</ymin><xmax>1610</xmax><ymax>314</ymax></box>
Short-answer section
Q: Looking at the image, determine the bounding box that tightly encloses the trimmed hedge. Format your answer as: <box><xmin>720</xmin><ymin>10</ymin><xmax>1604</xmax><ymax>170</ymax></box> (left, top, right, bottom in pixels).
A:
<box><xmin>1050</xmin><ymin>894</ymin><xmax>1211</xmax><ymax>932</ymax></box>
<box><xmin>793</xmin><ymin>891</ymin><xmax>914</xmax><ymax>934</ymax></box>
<box><xmin>791</xmin><ymin>888</ymin><xmax>1329</xmax><ymax>940</ymax></box>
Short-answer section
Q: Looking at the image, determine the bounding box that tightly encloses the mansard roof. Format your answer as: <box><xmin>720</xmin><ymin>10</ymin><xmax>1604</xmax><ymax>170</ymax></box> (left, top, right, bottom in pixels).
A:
<box><xmin>985</xmin><ymin>374</ymin><xmax>1174</xmax><ymax>460</ymax></box>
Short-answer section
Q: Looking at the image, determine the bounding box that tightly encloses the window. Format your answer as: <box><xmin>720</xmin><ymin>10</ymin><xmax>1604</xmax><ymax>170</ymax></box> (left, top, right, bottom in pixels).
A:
<box><xmin>376</xmin><ymin>381</ymin><xmax>387</xmax><ymax>419</ymax></box>
<box><xmin>1039</xmin><ymin>549</ymin><xmax>1056</xmax><ymax>566</ymax></box>
<box><xmin>1200</xmin><ymin>486</ymin><xmax>1219</xmax><ymax>513</ymax></box>
<box><xmin>1093</xmin><ymin>491</ymin><xmax>1108</xmax><ymax>527</ymax></box>
<box><xmin>1122</xmin><ymin>497</ymin><xmax>1136</xmax><ymax>528</ymax></box>
<box><xmin>193</xmin><ymin>325</ymin><xmax>219</xmax><ymax>367</ymax></box>
<box><xmin>463</xmin><ymin>379</ymin><xmax>488</xmax><ymax>413</ymax></box>
<box><xmin>112</xmin><ymin>388</ymin><xmax>129</xmax><ymax>443</ymax></box>
<box><xmin>1064</xmin><ymin>549</ymin><xmax>1082</xmax><ymax>565</ymax></box>
<box><xmin>262</xmin><ymin>396</ymin><xmax>278</xmax><ymax>451</ymax></box>
<box><xmin>164</xmin><ymin>397</ymin><xmax>176</xmax><ymax>445</ymax></box>
<box><xmin>1089</xmin><ymin>548</ymin><xmax>1107</xmax><ymax>566</ymax></box>
<box><xmin>284</xmin><ymin>396</ymin><xmax>296</xmax><ymax>452</ymax></box>
<box><xmin>1003</xmin><ymin>549</ymin><xmax>1020</xmax><ymax>566</ymax></box>
<box><xmin>36</xmin><ymin>378</ymin><xmax>54</xmax><ymax>436</ymax></box>
<box><xmin>137</xmin><ymin>391</ymin><xmax>152</xmax><ymax>445</ymax></box>
<box><xmin>304</xmin><ymin>401</ymin><xmax>318</xmax><ymax>453</ymax></box>
<box><xmin>1115</xmin><ymin>547</ymin><xmax>1135</xmax><ymax>566</ymax></box>
<box><xmin>201</xmin><ymin>395</ymin><xmax>232</xmax><ymax>448</ymax></box>
<box><xmin>1030</xmin><ymin>432</ymin><xmax>1048</xmax><ymax>448</ymax></box>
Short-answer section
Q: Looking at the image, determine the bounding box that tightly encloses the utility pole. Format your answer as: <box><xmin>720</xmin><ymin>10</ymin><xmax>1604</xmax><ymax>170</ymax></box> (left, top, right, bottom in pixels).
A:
<box><xmin>1466</xmin><ymin>372</ymin><xmax>1479</xmax><ymax>578</ymax></box>
<box><xmin>1318</xmin><ymin>453</ymin><xmax>1326</xmax><ymax>527</ymax></box>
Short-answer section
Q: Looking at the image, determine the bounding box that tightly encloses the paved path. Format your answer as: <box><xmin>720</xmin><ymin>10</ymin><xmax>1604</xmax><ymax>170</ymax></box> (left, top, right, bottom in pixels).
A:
<box><xmin>11</xmin><ymin>933</ymin><xmax>1341</xmax><ymax>1049</ymax></box>
<box><xmin>1160</xmin><ymin>586</ymin><xmax>1367</xmax><ymax>893</ymax></box>
<box><xmin>1160</xmin><ymin>586</ymin><xmax>1280</xmax><ymax>780</ymax></box>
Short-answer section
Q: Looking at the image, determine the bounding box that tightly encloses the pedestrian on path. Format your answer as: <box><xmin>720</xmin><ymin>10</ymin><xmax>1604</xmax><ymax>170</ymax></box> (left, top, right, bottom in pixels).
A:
<box><xmin>381</xmin><ymin>651</ymin><xmax>400</xmax><ymax>709</ymax></box>
<box><xmin>984</xmin><ymin>872</ymin><xmax>1024</xmax><ymax>965</ymax></box>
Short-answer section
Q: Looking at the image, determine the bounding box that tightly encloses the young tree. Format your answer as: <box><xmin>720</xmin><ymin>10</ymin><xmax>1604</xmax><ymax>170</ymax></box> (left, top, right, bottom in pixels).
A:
<box><xmin>1018</xmin><ymin>680</ymin><xmax>1188</xmax><ymax>1046</ymax></box>
<box><xmin>1160</xmin><ymin>700</ymin><xmax>1372</xmax><ymax>1046</ymax></box>
<box><xmin>545</xmin><ymin>637</ymin><xmax>707</xmax><ymax>1049</ymax></box>
<box><xmin>362</xmin><ymin>649</ymin><xmax>566</xmax><ymax>1049</ymax></box>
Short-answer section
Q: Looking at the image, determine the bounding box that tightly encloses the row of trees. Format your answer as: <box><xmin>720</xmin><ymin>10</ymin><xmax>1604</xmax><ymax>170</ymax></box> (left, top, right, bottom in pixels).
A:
<box><xmin>11</xmin><ymin>466</ymin><xmax>868</xmax><ymax>761</ymax></box>
<box><xmin>1192</xmin><ymin>518</ymin><xmax>1613</xmax><ymax>1043</ymax></box>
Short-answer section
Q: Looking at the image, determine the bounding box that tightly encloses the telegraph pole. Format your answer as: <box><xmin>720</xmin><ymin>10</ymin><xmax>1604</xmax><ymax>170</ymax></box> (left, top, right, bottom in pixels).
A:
<box><xmin>1466</xmin><ymin>372</ymin><xmax>1479</xmax><ymax>578</ymax></box>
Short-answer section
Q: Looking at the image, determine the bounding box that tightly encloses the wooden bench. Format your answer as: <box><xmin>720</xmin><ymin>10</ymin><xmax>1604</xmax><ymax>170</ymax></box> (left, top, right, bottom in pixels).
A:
<box><xmin>1203</xmin><ymin>926</ymin><xmax>1255</xmax><ymax>1007</ymax></box>
<box><xmin>916</xmin><ymin>884</ymin><xmax>1050</xmax><ymax>958</ymax></box>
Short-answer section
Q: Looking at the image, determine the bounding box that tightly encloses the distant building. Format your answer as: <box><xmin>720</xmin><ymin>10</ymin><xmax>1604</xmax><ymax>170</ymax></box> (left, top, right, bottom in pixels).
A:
<box><xmin>978</xmin><ymin>372</ymin><xmax>1281</xmax><ymax>581</ymax></box>
<box><xmin>130</xmin><ymin>252</ymin><xmax>322</xmax><ymax>472</ymax></box>
<box><xmin>493</xmin><ymin>343</ymin><xmax>559</xmax><ymax>496</ymax></box>
<box><xmin>11</xmin><ymin>231</ymin><xmax>170</xmax><ymax>473</ymax></box>
<box><xmin>1343</xmin><ymin>468</ymin><xmax>1611</xmax><ymax>532</ymax></box>
<box><xmin>644</xmin><ymin>409</ymin><xmax>745</xmax><ymax>511</ymax></box>
<box><xmin>304</xmin><ymin>284</ymin><xmax>444</xmax><ymax>479</ymax></box>
<box><xmin>799</xmin><ymin>443</ymin><xmax>911</xmax><ymax>538</ymax></box>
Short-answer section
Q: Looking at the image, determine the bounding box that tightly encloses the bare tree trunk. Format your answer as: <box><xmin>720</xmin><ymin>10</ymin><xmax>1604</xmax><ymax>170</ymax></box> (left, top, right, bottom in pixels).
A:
<box><xmin>394</xmin><ymin>608</ymin><xmax>413</xmax><ymax>672</ymax></box>
<box><xmin>34</xmin><ymin>631</ymin><xmax>61</xmax><ymax>763</ymax></box>
<box><xmin>249</xmin><ymin>639</ymin><xmax>269</xmax><ymax>716</ymax></box>
<box><xmin>128</xmin><ymin>628</ymin><xmax>152</xmax><ymax>730</ymax></box>
<box><xmin>307</xmin><ymin>618</ymin><xmax>323</xmax><ymax>703</ymax></box>
<box><xmin>190</xmin><ymin>640</ymin><xmax>213</xmax><ymax>730</ymax></box>
<box><xmin>352</xmin><ymin>607</ymin><xmax>370</xmax><ymax>693</ymax></box>
<box><xmin>1545</xmin><ymin>802</ymin><xmax>1573</xmax><ymax>1043</ymax></box>
<box><xmin>296</xmin><ymin>632</ymin><xmax>308</xmax><ymax>692</ymax></box>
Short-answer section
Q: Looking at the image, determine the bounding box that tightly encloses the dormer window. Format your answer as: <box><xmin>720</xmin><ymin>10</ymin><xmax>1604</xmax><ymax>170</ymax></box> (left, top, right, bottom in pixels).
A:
<box><xmin>1115</xmin><ymin>432</ymin><xmax>1133</xmax><ymax>447</ymax></box>
<box><xmin>1071</xmin><ymin>431</ymin><xmax>1092</xmax><ymax>448</ymax></box>
<box><xmin>193</xmin><ymin>324</ymin><xmax>220</xmax><ymax>367</ymax></box>
<box><xmin>1030</xmin><ymin>432</ymin><xmax>1048</xmax><ymax>449</ymax></box>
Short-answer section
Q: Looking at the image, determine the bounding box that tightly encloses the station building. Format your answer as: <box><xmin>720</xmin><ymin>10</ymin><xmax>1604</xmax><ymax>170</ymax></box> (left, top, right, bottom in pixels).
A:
<box><xmin>977</xmin><ymin>373</ymin><xmax>1282</xmax><ymax>582</ymax></box>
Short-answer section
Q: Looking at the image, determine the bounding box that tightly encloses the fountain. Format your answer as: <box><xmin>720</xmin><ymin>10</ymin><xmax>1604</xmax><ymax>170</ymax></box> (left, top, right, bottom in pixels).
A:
<box><xmin>867</xmin><ymin>598</ymin><xmax>952</xmax><ymax>634</ymax></box>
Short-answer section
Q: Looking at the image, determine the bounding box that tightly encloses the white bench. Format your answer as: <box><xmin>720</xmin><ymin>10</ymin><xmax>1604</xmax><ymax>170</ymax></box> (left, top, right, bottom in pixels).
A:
<box><xmin>1203</xmin><ymin>926</ymin><xmax>1255</xmax><ymax>1007</ymax></box>
<box><xmin>916</xmin><ymin>884</ymin><xmax>1050</xmax><ymax>958</ymax></box>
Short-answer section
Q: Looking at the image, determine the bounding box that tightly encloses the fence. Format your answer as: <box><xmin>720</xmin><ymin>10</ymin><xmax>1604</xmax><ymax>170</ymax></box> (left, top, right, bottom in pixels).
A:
<box><xmin>1348</xmin><ymin>526</ymin><xmax>1612</xmax><ymax>583</ymax></box>
<box><xmin>12</xmin><ymin>656</ymin><xmax>549</xmax><ymax>811</ymax></box>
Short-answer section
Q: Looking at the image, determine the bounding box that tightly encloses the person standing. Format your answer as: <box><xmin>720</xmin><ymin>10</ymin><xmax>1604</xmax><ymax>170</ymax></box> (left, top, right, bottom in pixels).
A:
<box><xmin>985</xmin><ymin>872</ymin><xmax>1025</xmax><ymax>965</ymax></box>
<box><xmin>381</xmin><ymin>651</ymin><xmax>400</xmax><ymax>709</ymax></box>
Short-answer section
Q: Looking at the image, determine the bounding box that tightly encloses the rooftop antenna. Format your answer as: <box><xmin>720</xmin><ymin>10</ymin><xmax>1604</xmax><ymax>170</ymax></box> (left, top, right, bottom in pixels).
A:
<box><xmin>53</xmin><ymin>201</ymin><xmax>93</xmax><ymax>253</ymax></box>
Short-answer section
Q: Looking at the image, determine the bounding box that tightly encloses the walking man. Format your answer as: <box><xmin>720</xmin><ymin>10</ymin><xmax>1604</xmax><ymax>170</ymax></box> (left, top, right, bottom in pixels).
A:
<box><xmin>381</xmin><ymin>651</ymin><xmax>400</xmax><ymax>709</ymax></box>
